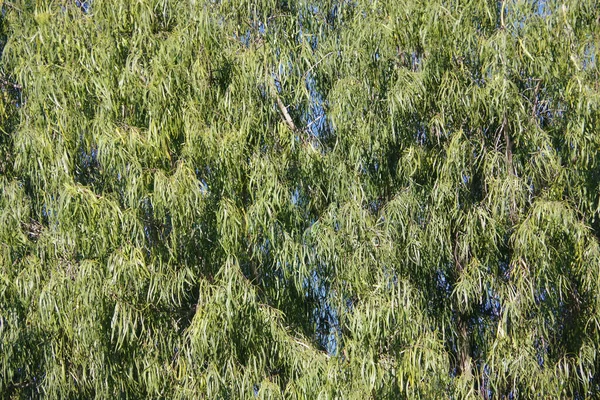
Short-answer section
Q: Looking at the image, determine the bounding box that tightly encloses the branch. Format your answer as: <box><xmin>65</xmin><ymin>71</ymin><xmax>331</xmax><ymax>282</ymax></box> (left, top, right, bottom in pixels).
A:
<box><xmin>502</xmin><ymin>115</ymin><xmax>513</xmax><ymax>176</ymax></box>
<box><xmin>2</xmin><ymin>2</ymin><xmax>24</xmax><ymax>13</ymax></box>
<box><xmin>532</xmin><ymin>80</ymin><xmax>541</xmax><ymax>119</ymax></box>
<box><xmin>275</xmin><ymin>92</ymin><xmax>297</xmax><ymax>132</ymax></box>
<box><xmin>301</xmin><ymin>51</ymin><xmax>334</xmax><ymax>81</ymax></box>
<box><xmin>269</xmin><ymin>77</ymin><xmax>297</xmax><ymax>132</ymax></box>
<box><xmin>0</xmin><ymin>75</ymin><xmax>22</xmax><ymax>91</ymax></box>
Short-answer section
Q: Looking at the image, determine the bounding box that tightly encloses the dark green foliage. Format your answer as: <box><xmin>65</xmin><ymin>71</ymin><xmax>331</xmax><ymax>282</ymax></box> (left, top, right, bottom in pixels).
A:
<box><xmin>1</xmin><ymin>0</ymin><xmax>600</xmax><ymax>398</ymax></box>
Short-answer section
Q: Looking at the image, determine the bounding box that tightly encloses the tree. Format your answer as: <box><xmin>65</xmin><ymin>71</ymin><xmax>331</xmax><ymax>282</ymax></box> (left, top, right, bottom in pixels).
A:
<box><xmin>1</xmin><ymin>0</ymin><xmax>599</xmax><ymax>398</ymax></box>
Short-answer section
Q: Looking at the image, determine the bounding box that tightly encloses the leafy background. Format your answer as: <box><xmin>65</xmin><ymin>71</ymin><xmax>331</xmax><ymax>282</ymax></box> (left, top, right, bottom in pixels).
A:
<box><xmin>1</xmin><ymin>0</ymin><xmax>599</xmax><ymax>398</ymax></box>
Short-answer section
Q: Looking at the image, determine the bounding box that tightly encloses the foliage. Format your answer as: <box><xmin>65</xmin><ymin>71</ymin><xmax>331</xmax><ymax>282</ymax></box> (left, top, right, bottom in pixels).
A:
<box><xmin>1</xmin><ymin>0</ymin><xmax>600</xmax><ymax>398</ymax></box>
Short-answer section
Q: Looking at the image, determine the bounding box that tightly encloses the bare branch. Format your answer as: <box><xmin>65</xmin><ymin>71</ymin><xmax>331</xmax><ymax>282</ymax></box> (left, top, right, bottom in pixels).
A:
<box><xmin>270</xmin><ymin>77</ymin><xmax>297</xmax><ymax>132</ymax></box>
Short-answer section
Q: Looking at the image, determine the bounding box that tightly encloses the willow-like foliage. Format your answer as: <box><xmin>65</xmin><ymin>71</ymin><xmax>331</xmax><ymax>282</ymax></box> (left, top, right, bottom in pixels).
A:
<box><xmin>1</xmin><ymin>0</ymin><xmax>600</xmax><ymax>398</ymax></box>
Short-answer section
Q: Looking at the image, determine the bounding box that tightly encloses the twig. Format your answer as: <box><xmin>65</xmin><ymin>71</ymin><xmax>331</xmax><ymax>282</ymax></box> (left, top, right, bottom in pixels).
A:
<box><xmin>305</xmin><ymin>114</ymin><xmax>324</xmax><ymax>131</ymax></box>
<box><xmin>532</xmin><ymin>80</ymin><xmax>541</xmax><ymax>119</ymax></box>
<box><xmin>0</xmin><ymin>76</ymin><xmax>22</xmax><ymax>90</ymax></box>
<box><xmin>294</xmin><ymin>339</ymin><xmax>310</xmax><ymax>349</ymax></box>
<box><xmin>302</xmin><ymin>51</ymin><xmax>334</xmax><ymax>81</ymax></box>
<box><xmin>269</xmin><ymin>77</ymin><xmax>297</xmax><ymax>132</ymax></box>
<box><xmin>502</xmin><ymin>115</ymin><xmax>513</xmax><ymax>176</ymax></box>
<box><xmin>3</xmin><ymin>1</ymin><xmax>24</xmax><ymax>13</ymax></box>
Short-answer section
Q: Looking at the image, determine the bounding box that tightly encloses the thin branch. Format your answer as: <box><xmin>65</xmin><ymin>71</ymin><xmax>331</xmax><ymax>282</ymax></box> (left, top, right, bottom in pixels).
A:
<box><xmin>275</xmin><ymin>93</ymin><xmax>297</xmax><ymax>132</ymax></box>
<box><xmin>305</xmin><ymin>114</ymin><xmax>324</xmax><ymax>130</ymax></box>
<box><xmin>267</xmin><ymin>13</ymin><xmax>293</xmax><ymax>22</ymax></box>
<box><xmin>2</xmin><ymin>1</ymin><xmax>24</xmax><ymax>13</ymax></box>
<box><xmin>532</xmin><ymin>80</ymin><xmax>541</xmax><ymax>119</ymax></box>
<box><xmin>269</xmin><ymin>77</ymin><xmax>297</xmax><ymax>132</ymax></box>
<box><xmin>294</xmin><ymin>339</ymin><xmax>311</xmax><ymax>349</ymax></box>
<box><xmin>0</xmin><ymin>75</ymin><xmax>22</xmax><ymax>91</ymax></box>
<box><xmin>302</xmin><ymin>51</ymin><xmax>334</xmax><ymax>81</ymax></box>
<box><xmin>502</xmin><ymin>115</ymin><xmax>513</xmax><ymax>176</ymax></box>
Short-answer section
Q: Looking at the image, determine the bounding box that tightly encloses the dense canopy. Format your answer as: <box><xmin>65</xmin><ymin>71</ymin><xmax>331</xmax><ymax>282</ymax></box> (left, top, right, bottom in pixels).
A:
<box><xmin>1</xmin><ymin>0</ymin><xmax>600</xmax><ymax>398</ymax></box>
